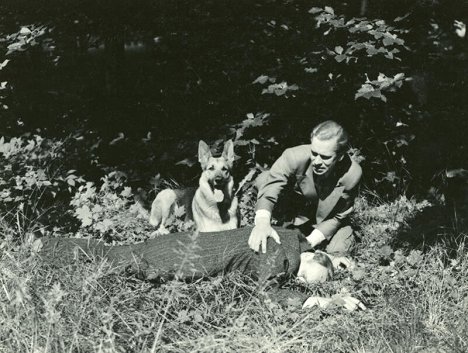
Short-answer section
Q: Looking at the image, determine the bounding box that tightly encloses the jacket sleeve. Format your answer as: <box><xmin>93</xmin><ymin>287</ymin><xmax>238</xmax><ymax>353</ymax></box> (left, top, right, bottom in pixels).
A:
<box><xmin>255</xmin><ymin>149</ymin><xmax>297</xmax><ymax>213</ymax></box>
<box><xmin>315</xmin><ymin>169</ymin><xmax>361</xmax><ymax>239</ymax></box>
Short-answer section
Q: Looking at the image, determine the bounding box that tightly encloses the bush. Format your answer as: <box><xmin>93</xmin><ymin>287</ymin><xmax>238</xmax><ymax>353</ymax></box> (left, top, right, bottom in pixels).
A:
<box><xmin>0</xmin><ymin>135</ymin><xmax>83</xmax><ymax>237</ymax></box>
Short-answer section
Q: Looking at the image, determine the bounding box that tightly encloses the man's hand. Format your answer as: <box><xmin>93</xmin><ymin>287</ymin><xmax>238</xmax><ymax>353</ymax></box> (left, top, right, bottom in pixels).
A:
<box><xmin>248</xmin><ymin>216</ymin><xmax>281</xmax><ymax>253</ymax></box>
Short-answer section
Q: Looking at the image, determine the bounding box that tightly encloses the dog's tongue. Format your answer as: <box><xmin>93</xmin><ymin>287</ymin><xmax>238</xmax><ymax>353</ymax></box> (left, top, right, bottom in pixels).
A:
<box><xmin>213</xmin><ymin>189</ymin><xmax>224</xmax><ymax>202</ymax></box>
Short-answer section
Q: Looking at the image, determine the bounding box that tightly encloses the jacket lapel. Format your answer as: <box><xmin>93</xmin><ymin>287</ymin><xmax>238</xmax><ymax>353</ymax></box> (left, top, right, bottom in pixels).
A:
<box><xmin>315</xmin><ymin>157</ymin><xmax>352</xmax><ymax>223</ymax></box>
<box><xmin>297</xmin><ymin>162</ymin><xmax>317</xmax><ymax>199</ymax></box>
<box><xmin>316</xmin><ymin>181</ymin><xmax>345</xmax><ymax>223</ymax></box>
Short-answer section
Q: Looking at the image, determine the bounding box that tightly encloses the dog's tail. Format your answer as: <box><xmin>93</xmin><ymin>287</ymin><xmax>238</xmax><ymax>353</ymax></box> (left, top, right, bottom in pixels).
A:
<box><xmin>149</xmin><ymin>189</ymin><xmax>178</xmax><ymax>227</ymax></box>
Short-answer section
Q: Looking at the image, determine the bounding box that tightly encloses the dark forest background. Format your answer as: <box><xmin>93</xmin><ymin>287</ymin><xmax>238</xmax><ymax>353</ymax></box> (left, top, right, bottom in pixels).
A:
<box><xmin>1</xmin><ymin>0</ymin><xmax>467</xmax><ymax>200</ymax></box>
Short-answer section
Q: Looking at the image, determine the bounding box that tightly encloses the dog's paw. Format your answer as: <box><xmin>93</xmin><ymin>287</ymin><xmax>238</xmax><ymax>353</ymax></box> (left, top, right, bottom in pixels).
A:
<box><xmin>150</xmin><ymin>227</ymin><xmax>170</xmax><ymax>238</ymax></box>
<box><xmin>213</xmin><ymin>189</ymin><xmax>224</xmax><ymax>202</ymax></box>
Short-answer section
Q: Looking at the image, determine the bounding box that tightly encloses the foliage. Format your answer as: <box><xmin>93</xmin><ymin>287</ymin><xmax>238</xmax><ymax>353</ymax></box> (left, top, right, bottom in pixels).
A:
<box><xmin>0</xmin><ymin>135</ymin><xmax>82</xmax><ymax>235</ymax></box>
<box><xmin>2</xmin><ymin>189</ymin><xmax>468</xmax><ymax>352</ymax></box>
<box><xmin>0</xmin><ymin>1</ymin><xmax>466</xmax><ymax>198</ymax></box>
<box><xmin>355</xmin><ymin>72</ymin><xmax>407</xmax><ymax>102</ymax></box>
<box><xmin>253</xmin><ymin>6</ymin><xmax>409</xmax><ymax>100</ymax></box>
<box><xmin>70</xmin><ymin>171</ymin><xmax>157</xmax><ymax>243</ymax></box>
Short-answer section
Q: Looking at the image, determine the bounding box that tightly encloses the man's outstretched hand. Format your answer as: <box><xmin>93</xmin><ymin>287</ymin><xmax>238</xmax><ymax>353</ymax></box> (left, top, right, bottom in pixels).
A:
<box><xmin>248</xmin><ymin>221</ymin><xmax>281</xmax><ymax>253</ymax></box>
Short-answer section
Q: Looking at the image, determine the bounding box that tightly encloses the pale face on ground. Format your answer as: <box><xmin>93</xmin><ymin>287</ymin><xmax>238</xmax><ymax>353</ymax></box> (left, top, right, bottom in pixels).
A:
<box><xmin>310</xmin><ymin>137</ymin><xmax>342</xmax><ymax>176</ymax></box>
<box><xmin>297</xmin><ymin>252</ymin><xmax>329</xmax><ymax>283</ymax></box>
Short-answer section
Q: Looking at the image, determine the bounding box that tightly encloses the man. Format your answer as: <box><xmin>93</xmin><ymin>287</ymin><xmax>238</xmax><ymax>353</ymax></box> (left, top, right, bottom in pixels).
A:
<box><xmin>39</xmin><ymin>227</ymin><xmax>345</xmax><ymax>283</ymax></box>
<box><xmin>249</xmin><ymin>120</ymin><xmax>362</xmax><ymax>254</ymax></box>
<box><xmin>38</xmin><ymin>226</ymin><xmax>364</xmax><ymax>310</ymax></box>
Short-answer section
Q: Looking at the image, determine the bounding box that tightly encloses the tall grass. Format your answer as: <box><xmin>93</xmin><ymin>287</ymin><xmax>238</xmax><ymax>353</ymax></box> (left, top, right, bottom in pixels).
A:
<box><xmin>1</xmin><ymin>195</ymin><xmax>467</xmax><ymax>352</ymax></box>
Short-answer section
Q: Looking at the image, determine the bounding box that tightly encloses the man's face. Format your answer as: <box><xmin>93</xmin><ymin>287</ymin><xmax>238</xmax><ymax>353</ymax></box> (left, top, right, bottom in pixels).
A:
<box><xmin>297</xmin><ymin>253</ymin><xmax>330</xmax><ymax>283</ymax></box>
<box><xmin>310</xmin><ymin>137</ymin><xmax>341</xmax><ymax>177</ymax></box>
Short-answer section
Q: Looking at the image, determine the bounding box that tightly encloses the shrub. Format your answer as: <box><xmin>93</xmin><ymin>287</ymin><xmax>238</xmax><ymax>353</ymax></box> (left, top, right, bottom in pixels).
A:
<box><xmin>0</xmin><ymin>135</ymin><xmax>82</xmax><ymax>237</ymax></box>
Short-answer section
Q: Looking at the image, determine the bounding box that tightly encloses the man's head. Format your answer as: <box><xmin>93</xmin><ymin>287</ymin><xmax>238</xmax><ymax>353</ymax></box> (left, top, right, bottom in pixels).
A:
<box><xmin>310</xmin><ymin>120</ymin><xmax>348</xmax><ymax>177</ymax></box>
<box><xmin>297</xmin><ymin>251</ymin><xmax>334</xmax><ymax>283</ymax></box>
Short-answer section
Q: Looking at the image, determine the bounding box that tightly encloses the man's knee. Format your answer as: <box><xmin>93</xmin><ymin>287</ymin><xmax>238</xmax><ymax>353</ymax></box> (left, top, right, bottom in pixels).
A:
<box><xmin>325</xmin><ymin>225</ymin><xmax>354</xmax><ymax>255</ymax></box>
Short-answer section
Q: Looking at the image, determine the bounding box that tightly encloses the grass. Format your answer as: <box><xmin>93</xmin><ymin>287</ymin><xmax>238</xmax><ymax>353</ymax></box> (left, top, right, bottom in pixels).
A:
<box><xmin>1</xmin><ymin>195</ymin><xmax>468</xmax><ymax>353</ymax></box>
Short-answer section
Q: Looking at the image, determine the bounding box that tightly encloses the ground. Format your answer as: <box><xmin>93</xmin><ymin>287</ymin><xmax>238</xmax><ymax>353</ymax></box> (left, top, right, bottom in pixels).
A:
<box><xmin>1</xmin><ymin>195</ymin><xmax>467</xmax><ymax>353</ymax></box>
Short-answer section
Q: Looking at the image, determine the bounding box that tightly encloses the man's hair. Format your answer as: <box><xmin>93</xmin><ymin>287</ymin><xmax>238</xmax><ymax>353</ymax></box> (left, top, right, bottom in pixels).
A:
<box><xmin>313</xmin><ymin>251</ymin><xmax>334</xmax><ymax>280</ymax></box>
<box><xmin>310</xmin><ymin>120</ymin><xmax>349</xmax><ymax>154</ymax></box>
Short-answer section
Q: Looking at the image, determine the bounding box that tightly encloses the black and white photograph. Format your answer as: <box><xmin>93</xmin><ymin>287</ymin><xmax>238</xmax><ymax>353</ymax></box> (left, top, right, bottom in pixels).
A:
<box><xmin>1</xmin><ymin>0</ymin><xmax>467</xmax><ymax>352</ymax></box>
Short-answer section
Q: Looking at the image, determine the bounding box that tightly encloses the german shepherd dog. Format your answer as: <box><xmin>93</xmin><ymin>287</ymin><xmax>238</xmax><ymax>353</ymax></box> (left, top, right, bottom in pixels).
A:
<box><xmin>149</xmin><ymin>140</ymin><xmax>238</xmax><ymax>233</ymax></box>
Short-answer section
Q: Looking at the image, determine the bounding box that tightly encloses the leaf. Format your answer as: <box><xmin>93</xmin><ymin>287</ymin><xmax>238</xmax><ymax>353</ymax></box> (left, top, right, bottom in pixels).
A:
<box><xmin>275</xmin><ymin>88</ymin><xmax>286</xmax><ymax>96</ymax></box>
<box><xmin>308</xmin><ymin>7</ymin><xmax>322</xmax><ymax>14</ymax></box>
<box><xmin>406</xmin><ymin>250</ymin><xmax>423</xmax><ymax>267</ymax></box>
<box><xmin>286</xmin><ymin>296</ymin><xmax>303</xmax><ymax>307</ymax></box>
<box><xmin>352</xmin><ymin>268</ymin><xmax>366</xmax><ymax>281</ymax></box>
<box><xmin>385</xmin><ymin>52</ymin><xmax>394</xmax><ymax>59</ymax></box>
<box><xmin>175</xmin><ymin>158</ymin><xmax>197</xmax><ymax>167</ymax></box>
<box><xmin>304</xmin><ymin>67</ymin><xmax>318</xmax><ymax>73</ymax></box>
<box><xmin>102</xmin><ymin>219</ymin><xmax>113</xmax><ymax>228</ymax></box>
<box><xmin>324</xmin><ymin>6</ymin><xmax>334</xmax><ymax>15</ymax></box>
<box><xmin>335</xmin><ymin>54</ymin><xmax>346</xmax><ymax>63</ymax></box>
<box><xmin>366</xmin><ymin>46</ymin><xmax>379</xmax><ymax>56</ymax></box>
<box><xmin>177</xmin><ymin>310</ymin><xmax>190</xmax><ymax>323</ymax></box>
<box><xmin>76</xmin><ymin>205</ymin><xmax>93</xmax><ymax>227</ymax></box>
<box><xmin>289</xmin><ymin>84</ymin><xmax>299</xmax><ymax>91</ymax></box>
<box><xmin>382</xmin><ymin>37</ymin><xmax>394</xmax><ymax>46</ymax></box>
<box><xmin>173</xmin><ymin>204</ymin><xmax>186</xmax><ymax>218</ymax></box>
<box><xmin>334</xmin><ymin>46</ymin><xmax>343</xmax><ymax>54</ymax></box>
<box><xmin>379</xmin><ymin>245</ymin><xmax>393</xmax><ymax>258</ymax></box>
<box><xmin>0</xmin><ymin>60</ymin><xmax>10</xmax><ymax>70</ymax></box>
<box><xmin>121</xmin><ymin>187</ymin><xmax>132</xmax><ymax>198</ymax></box>
<box><xmin>252</xmin><ymin>75</ymin><xmax>269</xmax><ymax>84</ymax></box>
<box><xmin>19</xmin><ymin>27</ymin><xmax>32</xmax><ymax>35</ymax></box>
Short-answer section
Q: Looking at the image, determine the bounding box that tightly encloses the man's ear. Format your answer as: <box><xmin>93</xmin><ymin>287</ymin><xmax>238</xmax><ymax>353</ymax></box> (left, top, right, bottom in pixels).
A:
<box><xmin>198</xmin><ymin>140</ymin><xmax>212</xmax><ymax>169</ymax></box>
<box><xmin>221</xmin><ymin>140</ymin><xmax>235</xmax><ymax>168</ymax></box>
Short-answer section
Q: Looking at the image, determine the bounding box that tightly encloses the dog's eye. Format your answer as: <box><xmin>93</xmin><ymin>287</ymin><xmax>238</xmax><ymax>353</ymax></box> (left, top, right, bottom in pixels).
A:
<box><xmin>221</xmin><ymin>166</ymin><xmax>228</xmax><ymax>171</ymax></box>
<box><xmin>208</xmin><ymin>166</ymin><xmax>215</xmax><ymax>170</ymax></box>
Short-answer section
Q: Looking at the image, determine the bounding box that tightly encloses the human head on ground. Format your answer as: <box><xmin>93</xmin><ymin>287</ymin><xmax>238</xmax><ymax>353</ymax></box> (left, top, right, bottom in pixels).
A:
<box><xmin>310</xmin><ymin>120</ymin><xmax>349</xmax><ymax>176</ymax></box>
<box><xmin>296</xmin><ymin>251</ymin><xmax>334</xmax><ymax>283</ymax></box>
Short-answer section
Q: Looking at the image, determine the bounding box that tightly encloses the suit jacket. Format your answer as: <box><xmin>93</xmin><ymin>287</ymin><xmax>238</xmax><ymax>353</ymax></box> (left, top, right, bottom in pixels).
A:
<box><xmin>256</xmin><ymin>144</ymin><xmax>362</xmax><ymax>239</ymax></box>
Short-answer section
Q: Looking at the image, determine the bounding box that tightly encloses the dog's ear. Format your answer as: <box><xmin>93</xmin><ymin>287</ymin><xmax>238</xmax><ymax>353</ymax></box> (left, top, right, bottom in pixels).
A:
<box><xmin>198</xmin><ymin>140</ymin><xmax>212</xmax><ymax>169</ymax></box>
<box><xmin>221</xmin><ymin>140</ymin><xmax>235</xmax><ymax>167</ymax></box>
